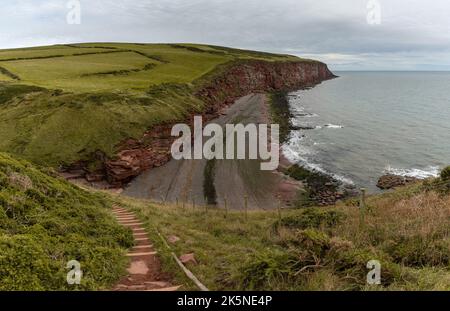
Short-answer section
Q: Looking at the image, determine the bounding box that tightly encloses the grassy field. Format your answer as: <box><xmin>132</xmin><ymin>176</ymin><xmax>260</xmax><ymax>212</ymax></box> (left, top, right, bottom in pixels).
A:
<box><xmin>0</xmin><ymin>43</ymin><xmax>303</xmax><ymax>167</ymax></box>
<box><xmin>112</xmin><ymin>171</ymin><xmax>450</xmax><ymax>291</ymax></box>
<box><xmin>0</xmin><ymin>152</ymin><xmax>133</xmax><ymax>290</ymax></box>
<box><xmin>0</xmin><ymin>43</ymin><xmax>298</xmax><ymax>93</ymax></box>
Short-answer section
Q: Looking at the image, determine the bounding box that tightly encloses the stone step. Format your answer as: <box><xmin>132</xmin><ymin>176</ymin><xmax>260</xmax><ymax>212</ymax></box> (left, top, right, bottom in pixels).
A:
<box><xmin>145</xmin><ymin>286</ymin><xmax>181</xmax><ymax>292</ymax></box>
<box><xmin>127</xmin><ymin>251</ymin><xmax>157</xmax><ymax>257</ymax></box>
<box><xmin>125</xmin><ymin>285</ymin><xmax>147</xmax><ymax>291</ymax></box>
<box><xmin>113</xmin><ymin>210</ymin><xmax>133</xmax><ymax>214</ymax></box>
<box><xmin>115</xmin><ymin>214</ymin><xmax>135</xmax><ymax>217</ymax></box>
<box><xmin>133</xmin><ymin>244</ymin><xmax>153</xmax><ymax>249</ymax></box>
<box><xmin>119</xmin><ymin>221</ymin><xmax>144</xmax><ymax>226</ymax></box>
<box><xmin>133</xmin><ymin>232</ymin><xmax>148</xmax><ymax>237</ymax></box>
<box><xmin>132</xmin><ymin>228</ymin><xmax>146</xmax><ymax>232</ymax></box>
<box><xmin>116</xmin><ymin>217</ymin><xmax>136</xmax><ymax>221</ymax></box>
<box><xmin>144</xmin><ymin>281</ymin><xmax>170</xmax><ymax>288</ymax></box>
<box><xmin>115</xmin><ymin>284</ymin><xmax>181</xmax><ymax>292</ymax></box>
<box><xmin>117</xmin><ymin>218</ymin><xmax>140</xmax><ymax>222</ymax></box>
<box><xmin>113</xmin><ymin>209</ymin><xmax>127</xmax><ymax>213</ymax></box>
<box><xmin>135</xmin><ymin>237</ymin><xmax>150</xmax><ymax>241</ymax></box>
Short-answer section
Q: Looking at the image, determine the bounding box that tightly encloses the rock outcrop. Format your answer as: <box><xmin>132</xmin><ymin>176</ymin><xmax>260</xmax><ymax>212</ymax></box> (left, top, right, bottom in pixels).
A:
<box><xmin>84</xmin><ymin>60</ymin><xmax>335</xmax><ymax>186</ymax></box>
<box><xmin>197</xmin><ymin>60</ymin><xmax>336</xmax><ymax>113</ymax></box>
<box><xmin>377</xmin><ymin>174</ymin><xmax>419</xmax><ymax>190</ymax></box>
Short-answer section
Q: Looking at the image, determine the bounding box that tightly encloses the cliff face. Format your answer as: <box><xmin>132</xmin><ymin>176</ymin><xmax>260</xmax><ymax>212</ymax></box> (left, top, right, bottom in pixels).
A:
<box><xmin>103</xmin><ymin>60</ymin><xmax>335</xmax><ymax>185</ymax></box>
<box><xmin>197</xmin><ymin>60</ymin><xmax>335</xmax><ymax>111</ymax></box>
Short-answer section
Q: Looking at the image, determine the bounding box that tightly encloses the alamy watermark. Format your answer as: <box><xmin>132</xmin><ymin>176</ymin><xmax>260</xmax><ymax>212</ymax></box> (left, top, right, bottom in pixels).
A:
<box><xmin>67</xmin><ymin>0</ymin><xmax>81</xmax><ymax>25</ymax></box>
<box><xmin>367</xmin><ymin>0</ymin><xmax>381</xmax><ymax>25</ymax></box>
<box><xmin>366</xmin><ymin>260</ymin><xmax>381</xmax><ymax>285</ymax></box>
<box><xmin>66</xmin><ymin>260</ymin><xmax>82</xmax><ymax>285</ymax></box>
<box><xmin>171</xmin><ymin>116</ymin><xmax>280</xmax><ymax>171</ymax></box>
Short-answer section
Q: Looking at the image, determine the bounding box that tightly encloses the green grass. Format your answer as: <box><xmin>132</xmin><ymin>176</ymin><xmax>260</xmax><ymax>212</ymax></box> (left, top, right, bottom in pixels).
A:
<box><xmin>0</xmin><ymin>43</ymin><xmax>308</xmax><ymax>168</ymax></box>
<box><xmin>1</xmin><ymin>52</ymin><xmax>156</xmax><ymax>91</ymax></box>
<box><xmin>2</xmin><ymin>151</ymin><xmax>449</xmax><ymax>291</ymax></box>
<box><xmin>0</xmin><ymin>46</ymin><xmax>113</xmax><ymax>61</ymax></box>
<box><xmin>112</xmin><ymin>176</ymin><xmax>450</xmax><ymax>291</ymax></box>
<box><xmin>0</xmin><ymin>43</ymin><xmax>299</xmax><ymax>93</ymax></box>
<box><xmin>0</xmin><ymin>83</ymin><xmax>206</xmax><ymax>166</ymax></box>
<box><xmin>0</xmin><ymin>152</ymin><xmax>133</xmax><ymax>290</ymax></box>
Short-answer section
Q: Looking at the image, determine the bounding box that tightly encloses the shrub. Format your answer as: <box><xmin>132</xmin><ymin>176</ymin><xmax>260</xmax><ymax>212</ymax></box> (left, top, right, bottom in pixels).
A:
<box><xmin>441</xmin><ymin>166</ymin><xmax>450</xmax><ymax>181</ymax></box>
<box><xmin>275</xmin><ymin>208</ymin><xmax>345</xmax><ymax>230</ymax></box>
<box><xmin>381</xmin><ymin>236</ymin><xmax>450</xmax><ymax>267</ymax></box>
<box><xmin>238</xmin><ymin>249</ymin><xmax>298</xmax><ymax>290</ymax></box>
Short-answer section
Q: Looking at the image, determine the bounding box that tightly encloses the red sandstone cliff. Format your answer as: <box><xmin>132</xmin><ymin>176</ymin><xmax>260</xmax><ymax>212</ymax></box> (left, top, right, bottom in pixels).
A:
<box><xmin>98</xmin><ymin>60</ymin><xmax>335</xmax><ymax>185</ymax></box>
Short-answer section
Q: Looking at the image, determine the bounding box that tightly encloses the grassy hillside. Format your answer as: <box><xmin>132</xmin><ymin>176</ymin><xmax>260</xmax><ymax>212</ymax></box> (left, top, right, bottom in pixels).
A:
<box><xmin>0</xmin><ymin>43</ymin><xmax>302</xmax><ymax>167</ymax></box>
<box><xmin>0</xmin><ymin>43</ymin><xmax>298</xmax><ymax>93</ymax></box>
<box><xmin>0</xmin><ymin>152</ymin><xmax>133</xmax><ymax>290</ymax></box>
<box><xmin>113</xmin><ymin>171</ymin><xmax>450</xmax><ymax>291</ymax></box>
<box><xmin>1</xmin><ymin>151</ymin><xmax>449</xmax><ymax>291</ymax></box>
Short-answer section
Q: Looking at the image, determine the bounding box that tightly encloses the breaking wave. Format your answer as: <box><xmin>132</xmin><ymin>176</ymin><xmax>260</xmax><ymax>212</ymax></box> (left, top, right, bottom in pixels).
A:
<box><xmin>323</xmin><ymin>124</ymin><xmax>344</xmax><ymax>129</ymax></box>
<box><xmin>384</xmin><ymin>165</ymin><xmax>440</xmax><ymax>179</ymax></box>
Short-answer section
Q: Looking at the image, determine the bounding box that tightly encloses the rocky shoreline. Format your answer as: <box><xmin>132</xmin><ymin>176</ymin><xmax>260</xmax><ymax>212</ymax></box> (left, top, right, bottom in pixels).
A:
<box><xmin>376</xmin><ymin>174</ymin><xmax>420</xmax><ymax>190</ymax></box>
<box><xmin>269</xmin><ymin>90</ymin><xmax>360</xmax><ymax>206</ymax></box>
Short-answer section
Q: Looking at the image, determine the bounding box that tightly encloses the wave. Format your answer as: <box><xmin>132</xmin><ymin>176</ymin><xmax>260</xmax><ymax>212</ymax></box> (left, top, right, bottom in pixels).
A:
<box><xmin>289</xmin><ymin>105</ymin><xmax>319</xmax><ymax>118</ymax></box>
<box><xmin>323</xmin><ymin>124</ymin><xmax>344</xmax><ymax>129</ymax></box>
<box><xmin>298</xmin><ymin>112</ymin><xmax>319</xmax><ymax>118</ymax></box>
<box><xmin>384</xmin><ymin>165</ymin><xmax>440</xmax><ymax>179</ymax></box>
<box><xmin>282</xmin><ymin>140</ymin><xmax>354</xmax><ymax>186</ymax></box>
<box><xmin>290</xmin><ymin>118</ymin><xmax>322</xmax><ymax>130</ymax></box>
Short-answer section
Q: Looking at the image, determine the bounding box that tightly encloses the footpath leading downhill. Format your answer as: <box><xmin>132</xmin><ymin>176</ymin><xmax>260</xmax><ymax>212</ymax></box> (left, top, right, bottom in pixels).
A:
<box><xmin>112</xmin><ymin>205</ymin><xmax>180</xmax><ymax>291</ymax></box>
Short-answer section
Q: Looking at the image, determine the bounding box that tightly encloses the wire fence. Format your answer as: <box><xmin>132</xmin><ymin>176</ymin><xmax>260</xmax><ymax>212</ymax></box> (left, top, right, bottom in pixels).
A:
<box><xmin>152</xmin><ymin>178</ymin><xmax>450</xmax><ymax>223</ymax></box>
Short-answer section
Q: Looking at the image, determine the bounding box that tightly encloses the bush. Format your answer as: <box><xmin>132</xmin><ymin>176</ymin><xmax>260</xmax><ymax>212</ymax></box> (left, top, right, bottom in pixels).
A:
<box><xmin>275</xmin><ymin>208</ymin><xmax>345</xmax><ymax>230</ymax></box>
<box><xmin>381</xmin><ymin>236</ymin><xmax>450</xmax><ymax>267</ymax></box>
<box><xmin>238</xmin><ymin>250</ymin><xmax>299</xmax><ymax>290</ymax></box>
<box><xmin>441</xmin><ymin>166</ymin><xmax>450</xmax><ymax>181</ymax></box>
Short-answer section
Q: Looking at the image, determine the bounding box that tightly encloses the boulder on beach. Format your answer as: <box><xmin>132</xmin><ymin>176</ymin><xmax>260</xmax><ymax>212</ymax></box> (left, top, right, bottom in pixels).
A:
<box><xmin>377</xmin><ymin>174</ymin><xmax>419</xmax><ymax>190</ymax></box>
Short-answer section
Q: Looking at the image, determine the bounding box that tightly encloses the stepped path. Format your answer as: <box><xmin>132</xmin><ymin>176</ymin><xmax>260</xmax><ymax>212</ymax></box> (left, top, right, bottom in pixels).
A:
<box><xmin>112</xmin><ymin>205</ymin><xmax>181</xmax><ymax>291</ymax></box>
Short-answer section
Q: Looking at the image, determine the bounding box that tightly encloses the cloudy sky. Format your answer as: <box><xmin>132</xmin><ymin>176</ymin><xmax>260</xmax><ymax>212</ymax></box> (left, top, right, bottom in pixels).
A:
<box><xmin>1</xmin><ymin>0</ymin><xmax>449</xmax><ymax>70</ymax></box>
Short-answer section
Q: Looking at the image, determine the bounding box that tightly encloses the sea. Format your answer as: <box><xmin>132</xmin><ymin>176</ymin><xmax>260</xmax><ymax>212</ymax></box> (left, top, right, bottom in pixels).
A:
<box><xmin>283</xmin><ymin>71</ymin><xmax>450</xmax><ymax>192</ymax></box>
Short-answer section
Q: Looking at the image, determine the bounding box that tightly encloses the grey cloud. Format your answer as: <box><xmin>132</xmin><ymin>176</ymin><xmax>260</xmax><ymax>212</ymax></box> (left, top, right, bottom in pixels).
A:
<box><xmin>0</xmin><ymin>0</ymin><xmax>449</xmax><ymax>70</ymax></box>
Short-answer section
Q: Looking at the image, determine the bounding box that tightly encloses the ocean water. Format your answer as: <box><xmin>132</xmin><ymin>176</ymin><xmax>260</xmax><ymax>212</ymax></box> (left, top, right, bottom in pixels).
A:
<box><xmin>283</xmin><ymin>71</ymin><xmax>450</xmax><ymax>192</ymax></box>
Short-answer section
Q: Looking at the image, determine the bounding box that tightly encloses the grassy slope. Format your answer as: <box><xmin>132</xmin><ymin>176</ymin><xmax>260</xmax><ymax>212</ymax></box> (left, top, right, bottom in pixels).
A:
<box><xmin>113</xmin><ymin>177</ymin><xmax>450</xmax><ymax>291</ymax></box>
<box><xmin>2</xmin><ymin>151</ymin><xmax>449</xmax><ymax>291</ymax></box>
<box><xmin>0</xmin><ymin>43</ymin><xmax>302</xmax><ymax>167</ymax></box>
<box><xmin>0</xmin><ymin>152</ymin><xmax>133</xmax><ymax>290</ymax></box>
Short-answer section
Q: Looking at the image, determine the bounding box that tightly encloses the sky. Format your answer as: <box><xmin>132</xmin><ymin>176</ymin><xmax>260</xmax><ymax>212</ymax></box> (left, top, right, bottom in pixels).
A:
<box><xmin>1</xmin><ymin>0</ymin><xmax>450</xmax><ymax>70</ymax></box>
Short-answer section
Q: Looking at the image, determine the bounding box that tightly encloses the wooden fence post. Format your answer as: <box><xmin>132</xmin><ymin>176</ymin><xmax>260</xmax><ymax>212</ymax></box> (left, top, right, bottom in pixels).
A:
<box><xmin>224</xmin><ymin>197</ymin><xmax>228</xmax><ymax>219</ymax></box>
<box><xmin>359</xmin><ymin>188</ymin><xmax>367</xmax><ymax>228</ymax></box>
<box><xmin>278</xmin><ymin>200</ymin><xmax>282</xmax><ymax>225</ymax></box>
<box><xmin>244</xmin><ymin>195</ymin><xmax>248</xmax><ymax>221</ymax></box>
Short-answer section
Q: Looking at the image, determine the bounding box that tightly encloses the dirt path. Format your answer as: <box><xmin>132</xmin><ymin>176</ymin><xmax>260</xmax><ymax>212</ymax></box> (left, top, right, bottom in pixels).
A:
<box><xmin>112</xmin><ymin>205</ymin><xmax>180</xmax><ymax>291</ymax></box>
<box><xmin>124</xmin><ymin>94</ymin><xmax>301</xmax><ymax>209</ymax></box>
